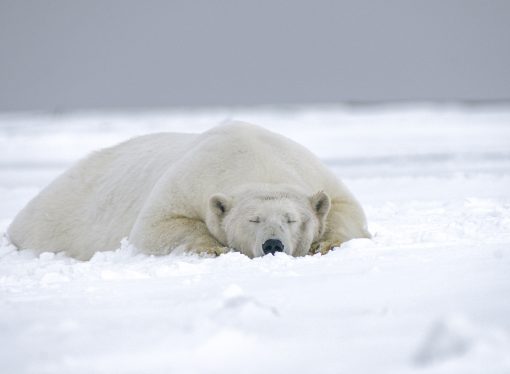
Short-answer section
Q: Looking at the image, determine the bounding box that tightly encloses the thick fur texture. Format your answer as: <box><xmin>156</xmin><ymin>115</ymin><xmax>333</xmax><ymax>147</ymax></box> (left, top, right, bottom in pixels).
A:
<box><xmin>8</xmin><ymin>122</ymin><xmax>370</xmax><ymax>260</ymax></box>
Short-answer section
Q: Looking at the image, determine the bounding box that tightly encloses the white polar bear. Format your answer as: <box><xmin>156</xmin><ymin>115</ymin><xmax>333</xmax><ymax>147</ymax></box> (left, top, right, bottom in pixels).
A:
<box><xmin>8</xmin><ymin>122</ymin><xmax>370</xmax><ymax>260</ymax></box>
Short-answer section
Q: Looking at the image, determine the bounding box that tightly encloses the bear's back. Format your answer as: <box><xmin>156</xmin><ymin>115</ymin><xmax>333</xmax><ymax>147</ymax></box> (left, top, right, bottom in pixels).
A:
<box><xmin>154</xmin><ymin>123</ymin><xmax>348</xmax><ymax>218</ymax></box>
<box><xmin>194</xmin><ymin>122</ymin><xmax>341</xmax><ymax>192</ymax></box>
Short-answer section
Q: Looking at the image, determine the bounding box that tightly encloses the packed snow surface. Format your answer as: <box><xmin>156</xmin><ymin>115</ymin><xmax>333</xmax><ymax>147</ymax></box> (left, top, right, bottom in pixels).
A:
<box><xmin>1</xmin><ymin>105</ymin><xmax>509</xmax><ymax>374</ymax></box>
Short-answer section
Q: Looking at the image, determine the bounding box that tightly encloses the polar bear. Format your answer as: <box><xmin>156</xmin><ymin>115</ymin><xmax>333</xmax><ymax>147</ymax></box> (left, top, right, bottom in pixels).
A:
<box><xmin>8</xmin><ymin>122</ymin><xmax>370</xmax><ymax>260</ymax></box>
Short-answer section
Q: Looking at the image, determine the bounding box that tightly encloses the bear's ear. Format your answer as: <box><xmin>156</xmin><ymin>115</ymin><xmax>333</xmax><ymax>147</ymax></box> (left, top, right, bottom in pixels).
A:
<box><xmin>209</xmin><ymin>193</ymin><xmax>232</xmax><ymax>217</ymax></box>
<box><xmin>310</xmin><ymin>191</ymin><xmax>331</xmax><ymax>220</ymax></box>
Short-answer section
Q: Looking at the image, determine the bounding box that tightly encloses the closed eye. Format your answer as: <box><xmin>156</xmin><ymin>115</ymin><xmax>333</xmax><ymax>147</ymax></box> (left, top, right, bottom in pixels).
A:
<box><xmin>287</xmin><ymin>220</ymin><xmax>297</xmax><ymax>224</ymax></box>
<box><xmin>249</xmin><ymin>218</ymin><xmax>260</xmax><ymax>223</ymax></box>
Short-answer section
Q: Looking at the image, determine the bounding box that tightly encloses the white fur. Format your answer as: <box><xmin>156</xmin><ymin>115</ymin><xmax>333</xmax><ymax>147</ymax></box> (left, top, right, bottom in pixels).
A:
<box><xmin>8</xmin><ymin>122</ymin><xmax>370</xmax><ymax>260</ymax></box>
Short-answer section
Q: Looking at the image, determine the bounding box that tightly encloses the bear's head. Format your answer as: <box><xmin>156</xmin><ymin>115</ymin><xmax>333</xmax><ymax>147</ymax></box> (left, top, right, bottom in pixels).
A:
<box><xmin>205</xmin><ymin>188</ymin><xmax>331</xmax><ymax>257</ymax></box>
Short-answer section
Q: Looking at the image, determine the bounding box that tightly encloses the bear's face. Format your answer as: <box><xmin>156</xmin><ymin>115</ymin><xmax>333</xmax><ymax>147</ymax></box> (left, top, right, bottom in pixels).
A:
<box><xmin>206</xmin><ymin>190</ymin><xmax>331</xmax><ymax>257</ymax></box>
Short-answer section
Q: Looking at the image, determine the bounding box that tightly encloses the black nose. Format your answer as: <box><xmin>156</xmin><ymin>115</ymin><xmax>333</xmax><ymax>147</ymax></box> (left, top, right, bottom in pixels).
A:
<box><xmin>262</xmin><ymin>239</ymin><xmax>284</xmax><ymax>255</ymax></box>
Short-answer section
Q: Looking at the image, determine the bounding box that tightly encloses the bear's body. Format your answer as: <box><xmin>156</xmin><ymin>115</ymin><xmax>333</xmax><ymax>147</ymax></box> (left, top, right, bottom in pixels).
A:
<box><xmin>8</xmin><ymin>123</ymin><xmax>369</xmax><ymax>260</ymax></box>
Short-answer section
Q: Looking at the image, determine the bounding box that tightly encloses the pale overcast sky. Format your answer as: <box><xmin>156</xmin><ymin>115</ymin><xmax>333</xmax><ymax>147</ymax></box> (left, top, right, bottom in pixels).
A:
<box><xmin>1</xmin><ymin>0</ymin><xmax>509</xmax><ymax>111</ymax></box>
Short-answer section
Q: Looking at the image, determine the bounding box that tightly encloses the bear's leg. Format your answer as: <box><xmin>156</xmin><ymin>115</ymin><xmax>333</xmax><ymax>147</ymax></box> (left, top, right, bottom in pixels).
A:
<box><xmin>310</xmin><ymin>199</ymin><xmax>371</xmax><ymax>255</ymax></box>
<box><xmin>309</xmin><ymin>240</ymin><xmax>342</xmax><ymax>255</ymax></box>
<box><xmin>129</xmin><ymin>216</ymin><xmax>230</xmax><ymax>256</ymax></box>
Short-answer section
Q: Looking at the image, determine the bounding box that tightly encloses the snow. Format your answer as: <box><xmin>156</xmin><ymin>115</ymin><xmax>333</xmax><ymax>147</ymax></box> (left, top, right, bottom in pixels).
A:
<box><xmin>1</xmin><ymin>104</ymin><xmax>510</xmax><ymax>374</ymax></box>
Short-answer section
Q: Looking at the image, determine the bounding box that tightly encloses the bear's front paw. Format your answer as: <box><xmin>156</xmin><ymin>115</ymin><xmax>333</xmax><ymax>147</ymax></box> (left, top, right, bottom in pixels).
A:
<box><xmin>198</xmin><ymin>246</ymin><xmax>231</xmax><ymax>257</ymax></box>
<box><xmin>309</xmin><ymin>241</ymin><xmax>341</xmax><ymax>256</ymax></box>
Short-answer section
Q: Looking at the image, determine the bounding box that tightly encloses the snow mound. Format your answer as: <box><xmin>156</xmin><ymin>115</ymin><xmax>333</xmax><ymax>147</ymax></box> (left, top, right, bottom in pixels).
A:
<box><xmin>414</xmin><ymin>316</ymin><xmax>510</xmax><ymax>373</ymax></box>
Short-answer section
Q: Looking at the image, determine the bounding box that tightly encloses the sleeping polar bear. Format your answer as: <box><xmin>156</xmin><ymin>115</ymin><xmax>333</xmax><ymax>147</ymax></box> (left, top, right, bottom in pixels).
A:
<box><xmin>8</xmin><ymin>122</ymin><xmax>370</xmax><ymax>260</ymax></box>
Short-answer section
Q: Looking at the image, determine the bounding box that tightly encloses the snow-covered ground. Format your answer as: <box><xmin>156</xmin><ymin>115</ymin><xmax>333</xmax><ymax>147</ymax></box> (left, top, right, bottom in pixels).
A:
<box><xmin>1</xmin><ymin>104</ymin><xmax>509</xmax><ymax>374</ymax></box>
